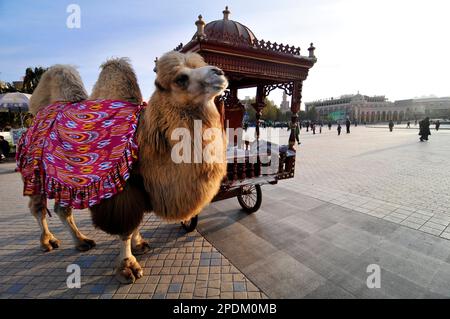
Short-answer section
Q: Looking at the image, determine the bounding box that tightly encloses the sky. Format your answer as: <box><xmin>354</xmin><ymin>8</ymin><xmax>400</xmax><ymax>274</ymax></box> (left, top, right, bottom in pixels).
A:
<box><xmin>1</xmin><ymin>0</ymin><xmax>450</xmax><ymax>109</ymax></box>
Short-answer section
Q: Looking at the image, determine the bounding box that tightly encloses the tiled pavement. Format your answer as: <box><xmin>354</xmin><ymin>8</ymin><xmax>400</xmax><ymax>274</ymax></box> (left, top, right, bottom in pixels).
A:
<box><xmin>0</xmin><ymin>161</ymin><xmax>266</xmax><ymax>299</ymax></box>
<box><xmin>290</xmin><ymin>126</ymin><xmax>450</xmax><ymax>239</ymax></box>
<box><xmin>1</xmin><ymin>126</ymin><xmax>450</xmax><ymax>299</ymax></box>
<box><xmin>196</xmin><ymin>127</ymin><xmax>450</xmax><ymax>298</ymax></box>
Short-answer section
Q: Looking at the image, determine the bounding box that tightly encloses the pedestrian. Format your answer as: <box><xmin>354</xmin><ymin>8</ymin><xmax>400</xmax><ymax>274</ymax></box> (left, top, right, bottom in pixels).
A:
<box><xmin>337</xmin><ymin>123</ymin><xmax>342</xmax><ymax>136</ymax></box>
<box><xmin>290</xmin><ymin>121</ymin><xmax>301</xmax><ymax>145</ymax></box>
<box><xmin>419</xmin><ymin>117</ymin><xmax>431</xmax><ymax>141</ymax></box>
<box><xmin>406</xmin><ymin>121</ymin><xmax>410</xmax><ymax>128</ymax></box>
<box><xmin>319</xmin><ymin>122</ymin><xmax>323</xmax><ymax>134</ymax></box>
<box><xmin>389</xmin><ymin>120</ymin><xmax>394</xmax><ymax>132</ymax></box>
<box><xmin>435</xmin><ymin>120</ymin><xmax>440</xmax><ymax>131</ymax></box>
<box><xmin>0</xmin><ymin>136</ymin><xmax>10</xmax><ymax>161</ymax></box>
<box><xmin>328</xmin><ymin>121</ymin><xmax>332</xmax><ymax>130</ymax></box>
<box><xmin>346</xmin><ymin>118</ymin><xmax>351</xmax><ymax>134</ymax></box>
<box><xmin>306</xmin><ymin>121</ymin><xmax>310</xmax><ymax>132</ymax></box>
<box><xmin>312</xmin><ymin>122</ymin><xmax>316</xmax><ymax>134</ymax></box>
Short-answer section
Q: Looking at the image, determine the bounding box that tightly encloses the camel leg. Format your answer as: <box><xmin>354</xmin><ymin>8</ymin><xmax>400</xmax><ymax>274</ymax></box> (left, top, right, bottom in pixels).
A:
<box><xmin>115</xmin><ymin>234</ymin><xmax>143</xmax><ymax>284</ymax></box>
<box><xmin>131</xmin><ymin>229</ymin><xmax>150</xmax><ymax>256</ymax></box>
<box><xmin>29</xmin><ymin>195</ymin><xmax>60</xmax><ymax>252</ymax></box>
<box><xmin>54</xmin><ymin>204</ymin><xmax>96</xmax><ymax>252</ymax></box>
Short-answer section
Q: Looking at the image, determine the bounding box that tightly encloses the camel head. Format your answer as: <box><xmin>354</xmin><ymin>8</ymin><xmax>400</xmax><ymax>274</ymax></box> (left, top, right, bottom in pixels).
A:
<box><xmin>153</xmin><ymin>51</ymin><xmax>228</xmax><ymax>107</ymax></box>
<box><xmin>90</xmin><ymin>58</ymin><xmax>143</xmax><ymax>104</ymax></box>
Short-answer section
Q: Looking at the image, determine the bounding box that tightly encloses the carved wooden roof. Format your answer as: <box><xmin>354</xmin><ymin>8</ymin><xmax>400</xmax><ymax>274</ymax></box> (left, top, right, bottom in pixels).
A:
<box><xmin>175</xmin><ymin>7</ymin><xmax>317</xmax><ymax>90</ymax></box>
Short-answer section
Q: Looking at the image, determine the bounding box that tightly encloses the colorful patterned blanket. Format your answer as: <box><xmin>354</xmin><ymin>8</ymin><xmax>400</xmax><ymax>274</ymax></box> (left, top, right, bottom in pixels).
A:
<box><xmin>16</xmin><ymin>100</ymin><xmax>145</xmax><ymax>209</ymax></box>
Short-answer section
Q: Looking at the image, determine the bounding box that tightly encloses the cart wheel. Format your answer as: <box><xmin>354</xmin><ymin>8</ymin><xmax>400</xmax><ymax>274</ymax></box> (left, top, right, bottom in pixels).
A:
<box><xmin>181</xmin><ymin>215</ymin><xmax>198</xmax><ymax>232</ymax></box>
<box><xmin>237</xmin><ymin>184</ymin><xmax>262</xmax><ymax>214</ymax></box>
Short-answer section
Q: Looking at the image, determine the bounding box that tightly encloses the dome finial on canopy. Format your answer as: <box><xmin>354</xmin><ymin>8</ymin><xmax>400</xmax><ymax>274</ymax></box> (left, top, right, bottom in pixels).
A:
<box><xmin>195</xmin><ymin>14</ymin><xmax>206</xmax><ymax>39</ymax></box>
<box><xmin>223</xmin><ymin>6</ymin><xmax>230</xmax><ymax>20</ymax></box>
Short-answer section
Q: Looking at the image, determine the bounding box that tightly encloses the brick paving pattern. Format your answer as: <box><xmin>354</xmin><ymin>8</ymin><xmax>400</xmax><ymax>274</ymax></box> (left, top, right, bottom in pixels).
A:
<box><xmin>0</xmin><ymin>161</ymin><xmax>266</xmax><ymax>299</ymax></box>
<box><xmin>290</xmin><ymin>126</ymin><xmax>450</xmax><ymax>239</ymax></box>
<box><xmin>1</xmin><ymin>126</ymin><xmax>450</xmax><ymax>299</ymax></box>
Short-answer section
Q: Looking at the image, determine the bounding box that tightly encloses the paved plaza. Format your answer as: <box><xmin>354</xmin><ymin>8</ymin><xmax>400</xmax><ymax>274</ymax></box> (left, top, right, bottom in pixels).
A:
<box><xmin>1</xmin><ymin>126</ymin><xmax>450</xmax><ymax>298</ymax></box>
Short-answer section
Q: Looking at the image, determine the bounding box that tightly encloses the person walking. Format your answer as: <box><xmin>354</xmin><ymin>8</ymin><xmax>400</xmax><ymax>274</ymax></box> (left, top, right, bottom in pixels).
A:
<box><xmin>345</xmin><ymin>118</ymin><xmax>351</xmax><ymax>134</ymax></box>
<box><xmin>389</xmin><ymin>120</ymin><xmax>394</xmax><ymax>132</ymax></box>
<box><xmin>319</xmin><ymin>122</ymin><xmax>323</xmax><ymax>134</ymax></box>
<box><xmin>306</xmin><ymin>121</ymin><xmax>310</xmax><ymax>132</ymax></box>
<box><xmin>0</xmin><ymin>136</ymin><xmax>10</xmax><ymax>161</ymax></box>
<box><xmin>406</xmin><ymin>121</ymin><xmax>410</xmax><ymax>128</ymax></box>
<box><xmin>337</xmin><ymin>123</ymin><xmax>342</xmax><ymax>136</ymax></box>
<box><xmin>293</xmin><ymin>121</ymin><xmax>301</xmax><ymax>145</ymax></box>
<box><xmin>328</xmin><ymin>121</ymin><xmax>332</xmax><ymax>130</ymax></box>
<box><xmin>311</xmin><ymin>122</ymin><xmax>316</xmax><ymax>134</ymax></box>
<box><xmin>419</xmin><ymin>117</ymin><xmax>431</xmax><ymax>141</ymax></box>
<box><xmin>435</xmin><ymin>120</ymin><xmax>440</xmax><ymax>131</ymax></box>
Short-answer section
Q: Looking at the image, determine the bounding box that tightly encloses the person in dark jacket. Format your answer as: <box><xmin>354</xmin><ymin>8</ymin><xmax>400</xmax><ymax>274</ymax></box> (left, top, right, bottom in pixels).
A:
<box><xmin>389</xmin><ymin>120</ymin><xmax>394</xmax><ymax>132</ymax></box>
<box><xmin>435</xmin><ymin>120</ymin><xmax>440</xmax><ymax>131</ymax></box>
<box><xmin>0</xmin><ymin>136</ymin><xmax>10</xmax><ymax>160</ymax></box>
<box><xmin>345</xmin><ymin>118</ymin><xmax>351</xmax><ymax>134</ymax></box>
<box><xmin>328</xmin><ymin>121</ymin><xmax>332</xmax><ymax>130</ymax></box>
<box><xmin>337</xmin><ymin>123</ymin><xmax>342</xmax><ymax>136</ymax></box>
<box><xmin>419</xmin><ymin>117</ymin><xmax>431</xmax><ymax>141</ymax></box>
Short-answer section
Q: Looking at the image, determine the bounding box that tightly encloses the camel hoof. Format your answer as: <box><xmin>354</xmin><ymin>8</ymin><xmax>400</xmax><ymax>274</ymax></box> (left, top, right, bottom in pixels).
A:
<box><xmin>41</xmin><ymin>242</ymin><xmax>54</xmax><ymax>252</ymax></box>
<box><xmin>49</xmin><ymin>238</ymin><xmax>60</xmax><ymax>248</ymax></box>
<box><xmin>115</xmin><ymin>257</ymin><xmax>143</xmax><ymax>284</ymax></box>
<box><xmin>132</xmin><ymin>241</ymin><xmax>150</xmax><ymax>256</ymax></box>
<box><xmin>41</xmin><ymin>237</ymin><xmax>60</xmax><ymax>252</ymax></box>
<box><xmin>76</xmin><ymin>238</ymin><xmax>96</xmax><ymax>252</ymax></box>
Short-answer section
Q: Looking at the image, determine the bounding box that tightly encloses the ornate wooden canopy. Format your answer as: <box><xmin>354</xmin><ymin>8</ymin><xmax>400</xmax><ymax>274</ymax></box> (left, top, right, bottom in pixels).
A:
<box><xmin>174</xmin><ymin>6</ymin><xmax>317</xmax><ymax>149</ymax></box>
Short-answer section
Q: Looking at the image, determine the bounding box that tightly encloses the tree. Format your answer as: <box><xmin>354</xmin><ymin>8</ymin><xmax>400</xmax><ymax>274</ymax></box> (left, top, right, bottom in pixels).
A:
<box><xmin>305</xmin><ymin>106</ymin><xmax>318</xmax><ymax>121</ymax></box>
<box><xmin>22</xmin><ymin>67</ymin><xmax>47</xmax><ymax>94</ymax></box>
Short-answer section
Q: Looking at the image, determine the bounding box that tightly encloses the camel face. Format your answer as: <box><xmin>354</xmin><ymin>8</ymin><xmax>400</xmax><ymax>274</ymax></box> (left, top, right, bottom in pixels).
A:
<box><xmin>155</xmin><ymin>51</ymin><xmax>228</xmax><ymax>107</ymax></box>
<box><xmin>172</xmin><ymin>65</ymin><xmax>228</xmax><ymax>104</ymax></box>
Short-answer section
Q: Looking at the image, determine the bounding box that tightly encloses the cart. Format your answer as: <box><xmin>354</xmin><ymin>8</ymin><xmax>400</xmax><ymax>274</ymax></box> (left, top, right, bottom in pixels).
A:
<box><xmin>181</xmin><ymin>139</ymin><xmax>296</xmax><ymax>232</ymax></box>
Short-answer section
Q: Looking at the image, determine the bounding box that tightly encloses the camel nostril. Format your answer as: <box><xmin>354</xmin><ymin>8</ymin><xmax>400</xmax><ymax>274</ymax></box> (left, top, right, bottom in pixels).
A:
<box><xmin>211</xmin><ymin>68</ymin><xmax>224</xmax><ymax>76</ymax></box>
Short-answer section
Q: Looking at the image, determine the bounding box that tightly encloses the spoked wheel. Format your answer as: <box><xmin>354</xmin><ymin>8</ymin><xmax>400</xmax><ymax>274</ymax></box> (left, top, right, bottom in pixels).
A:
<box><xmin>237</xmin><ymin>184</ymin><xmax>262</xmax><ymax>214</ymax></box>
<box><xmin>181</xmin><ymin>215</ymin><xmax>198</xmax><ymax>232</ymax></box>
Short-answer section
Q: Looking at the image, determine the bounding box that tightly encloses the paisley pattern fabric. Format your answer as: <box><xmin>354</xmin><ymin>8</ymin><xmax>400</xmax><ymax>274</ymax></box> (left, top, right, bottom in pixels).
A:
<box><xmin>16</xmin><ymin>100</ymin><xmax>144</xmax><ymax>209</ymax></box>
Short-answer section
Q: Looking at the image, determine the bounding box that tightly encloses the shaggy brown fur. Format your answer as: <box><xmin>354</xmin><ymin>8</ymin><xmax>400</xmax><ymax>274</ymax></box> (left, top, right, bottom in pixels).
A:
<box><xmin>90</xmin><ymin>172</ymin><xmax>151</xmax><ymax>235</ymax></box>
<box><xmin>30</xmin><ymin>65</ymin><xmax>87</xmax><ymax>115</ymax></box>
<box><xmin>138</xmin><ymin>51</ymin><xmax>227</xmax><ymax>221</ymax></box>
<box><xmin>90</xmin><ymin>58</ymin><xmax>142</xmax><ymax>103</ymax></box>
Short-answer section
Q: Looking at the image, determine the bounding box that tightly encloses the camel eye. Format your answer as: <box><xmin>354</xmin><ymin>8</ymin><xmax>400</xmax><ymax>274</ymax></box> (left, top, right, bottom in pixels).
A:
<box><xmin>175</xmin><ymin>74</ymin><xmax>189</xmax><ymax>88</ymax></box>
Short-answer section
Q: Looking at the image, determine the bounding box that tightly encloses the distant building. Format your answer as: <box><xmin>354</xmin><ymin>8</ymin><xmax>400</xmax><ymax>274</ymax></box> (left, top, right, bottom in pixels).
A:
<box><xmin>395</xmin><ymin>97</ymin><xmax>450</xmax><ymax>119</ymax></box>
<box><xmin>280</xmin><ymin>92</ymin><xmax>290</xmax><ymax>113</ymax></box>
<box><xmin>305</xmin><ymin>93</ymin><xmax>450</xmax><ymax>122</ymax></box>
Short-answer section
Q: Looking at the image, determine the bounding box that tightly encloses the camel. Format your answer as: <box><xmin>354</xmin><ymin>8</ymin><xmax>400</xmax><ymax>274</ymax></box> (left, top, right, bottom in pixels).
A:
<box><xmin>19</xmin><ymin>52</ymin><xmax>228</xmax><ymax>283</ymax></box>
<box><xmin>89</xmin><ymin>52</ymin><xmax>228</xmax><ymax>283</ymax></box>
<box><xmin>25</xmin><ymin>65</ymin><xmax>96</xmax><ymax>252</ymax></box>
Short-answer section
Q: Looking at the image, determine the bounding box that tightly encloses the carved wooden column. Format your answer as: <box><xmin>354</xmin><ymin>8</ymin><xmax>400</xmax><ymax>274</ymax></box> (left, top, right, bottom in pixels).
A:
<box><xmin>252</xmin><ymin>85</ymin><xmax>265</xmax><ymax>139</ymax></box>
<box><xmin>289</xmin><ymin>81</ymin><xmax>303</xmax><ymax>150</ymax></box>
